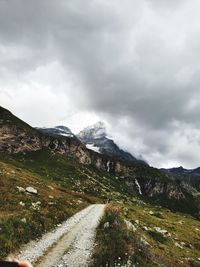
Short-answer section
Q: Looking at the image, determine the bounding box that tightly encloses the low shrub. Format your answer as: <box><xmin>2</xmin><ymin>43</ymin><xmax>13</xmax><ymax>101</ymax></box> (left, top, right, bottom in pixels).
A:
<box><xmin>152</xmin><ymin>212</ymin><xmax>164</xmax><ymax>219</ymax></box>
<box><xmin>148</xmin><ymin>231</ymin><xmax>167</xmax><ymax>243</ymax></box>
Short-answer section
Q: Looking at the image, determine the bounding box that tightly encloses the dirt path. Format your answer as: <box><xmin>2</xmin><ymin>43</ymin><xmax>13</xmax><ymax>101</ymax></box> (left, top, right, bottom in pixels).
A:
<box><xmin>17</xmin><ymin>204</ymin><xmax>105</xmax><ymax>267</ymax></box>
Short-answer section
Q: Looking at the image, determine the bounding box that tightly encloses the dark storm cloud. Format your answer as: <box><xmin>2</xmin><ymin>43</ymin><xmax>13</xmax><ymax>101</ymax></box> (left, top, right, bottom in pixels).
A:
<box><xmin>1</xmin><ymin>0</ymin><xmax>200</xmax><ymax>167</ymax></box>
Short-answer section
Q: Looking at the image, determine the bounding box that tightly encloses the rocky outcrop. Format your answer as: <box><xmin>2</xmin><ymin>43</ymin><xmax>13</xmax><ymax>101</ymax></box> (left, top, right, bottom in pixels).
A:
<box><xmin>0</xmin><ymin>125</ymin><xmax>42</xmax><ymax>153</ymax></box>
<box><xmin>147</xmin><ymin>182</ymin><xmax>185</xmax><ymax>200</ymax></box>
<box><xmin>0</xmin><ymin>124</ymin><xmax>93</xmax><ymax>165</ymax></box>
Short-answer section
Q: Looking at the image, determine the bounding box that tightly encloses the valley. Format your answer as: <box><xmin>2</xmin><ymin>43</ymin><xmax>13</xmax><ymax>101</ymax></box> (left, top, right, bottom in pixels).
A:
<box><xmin>0</xmin><ymin>106</ymin><xmax>200</xmax><ymax>266</ymax></box>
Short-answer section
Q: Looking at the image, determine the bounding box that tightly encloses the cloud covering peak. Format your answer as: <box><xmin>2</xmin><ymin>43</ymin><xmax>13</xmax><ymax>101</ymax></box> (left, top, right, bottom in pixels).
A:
<box><xmin>1</xmin><ymin>0</ymin><xmax>200</xmax><ymax>168</ymax></box>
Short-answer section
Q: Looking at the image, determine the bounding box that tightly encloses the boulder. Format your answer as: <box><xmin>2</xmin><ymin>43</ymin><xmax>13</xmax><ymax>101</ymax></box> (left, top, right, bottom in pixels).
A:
<box><xmin>26</xmin><ymin>186</ymin><xmax>38</xmax><ymax>194</ymax></box>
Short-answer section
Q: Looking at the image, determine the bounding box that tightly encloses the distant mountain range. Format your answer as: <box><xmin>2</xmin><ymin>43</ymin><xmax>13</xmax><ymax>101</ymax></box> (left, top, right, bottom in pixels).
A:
<box><xmin>36</xmin><ymin>123</ymin><xmax>200</xmax><ymax>176</ymax></box>
<box><xmin>162</xmin><ymin>166</ymin><xmax>200</xmax><ymax>192</ymax></box>
<box><xmin>163</xmin><ymin>166</ymin><xmax>200</xmax><ymax>175</ymax></box>
<box><xmin>37</xmin><ymin>122</ymin><xmax>146</xmax><ymax>164</ymax></box>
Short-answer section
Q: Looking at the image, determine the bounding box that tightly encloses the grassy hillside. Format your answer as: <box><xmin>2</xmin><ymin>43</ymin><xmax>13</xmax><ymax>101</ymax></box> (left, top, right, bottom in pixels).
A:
<box><xmin>0</xmin><ymin>149</ymin><xmax>199</xmax><ymax>266</ymax></box>
<box><xmin>91</xmin><ymin>203</ymin><xmax>200</xmax><ymax>267</ymax></box>
<box><xmin>0</xmin><ymin>148</ymin><xmax>137</xmax><ymax>258</ymax></box>
<box><xmin>0</xmin><ymin>148</ymin><xmax>136</xmax><ymax>202</ymax></box>
<box><xmin>0</xmin><ymin>158</ymin><xmax>96</xmax><ymax>258</ymax></box>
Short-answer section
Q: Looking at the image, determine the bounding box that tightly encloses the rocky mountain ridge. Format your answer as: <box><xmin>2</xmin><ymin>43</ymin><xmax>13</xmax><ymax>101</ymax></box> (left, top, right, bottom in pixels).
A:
<box><xmin>37</xmin><ymin>126</ymin><xmax>74</xmax><ymax>138</ymax></box>
<box><xmin>163</xmin><ymin>166</ymin><xmax>200</xmax><ymax>175</ymax></box>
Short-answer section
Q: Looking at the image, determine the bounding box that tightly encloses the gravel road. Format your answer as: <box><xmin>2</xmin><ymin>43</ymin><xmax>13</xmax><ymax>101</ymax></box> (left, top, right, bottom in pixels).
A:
<box><xmin>17</xmin><ymin>204</ymin><xmax>105</xmax><ymax>267</ymax></box>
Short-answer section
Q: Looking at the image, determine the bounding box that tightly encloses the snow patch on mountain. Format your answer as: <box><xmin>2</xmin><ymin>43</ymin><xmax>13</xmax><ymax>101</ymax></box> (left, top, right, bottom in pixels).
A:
<box><xmin>86</xmin><ymin>143</ymin><xmax>101</xmax><ymax>153</ymax></box>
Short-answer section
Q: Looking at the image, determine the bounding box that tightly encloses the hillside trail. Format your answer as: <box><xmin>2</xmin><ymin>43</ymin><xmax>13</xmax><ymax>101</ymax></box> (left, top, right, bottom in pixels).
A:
<box><xmin>15</xmin><ymin>204</ymin><xmax>105</xmax><ymax>267</ymax></box>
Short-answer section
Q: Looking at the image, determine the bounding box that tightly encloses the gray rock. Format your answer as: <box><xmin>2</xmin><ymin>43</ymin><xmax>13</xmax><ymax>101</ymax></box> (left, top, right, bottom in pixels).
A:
<box><xmin>17</xmin><ymin>186</ymin><xmax>25</xmax><ymax>193</ymax></box>
<box><xmin>19</xmin><ymin>201</ymin><xmax>25</xmax><ymax>206</ymax></box>
<box><xmin>26</xmin><ymin>186</ymin><xmax>38</xmax><ymax>194</ymax></box>
<box><xmin>104</xmin><ymin>222</ymin><xmax>110</xmax><ymax>228</ymax></box>
<box><xmin>21</xmin><ymin>218</ymin><xmax>27</xmax><ymax>223</ymax></box>
<box><xmin>31</xmin><ymin>201</ymin><xmax>41</xmax><ymax>210</ymax></box>
<box><xmin>175</xmin><ymin>242</ymin><xmax>183</xmax><ymax>249</ymax></box>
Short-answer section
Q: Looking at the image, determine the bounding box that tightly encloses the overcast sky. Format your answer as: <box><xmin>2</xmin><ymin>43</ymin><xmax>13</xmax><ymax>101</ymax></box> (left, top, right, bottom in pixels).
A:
<box><xmin>1</xmin><ymin>0</ymin><xmax>200</xmax><ymax>168</ymax></box>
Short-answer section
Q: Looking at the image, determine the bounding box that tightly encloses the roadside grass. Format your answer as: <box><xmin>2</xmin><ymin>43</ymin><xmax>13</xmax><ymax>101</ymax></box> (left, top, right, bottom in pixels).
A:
<box><xmin>91</xmin><ymin>202</ymin><xmax>200</xmax><ymax>267</ymax></box>
<box><xmin>0</xmin><ymin>160</ymin><xmax>95</xmax><ymax>258</ymax></box>
<box><xmin>91</xmin><ymin>204</ymin><xmax>157</xmax><ymax>267</ymax></box>
<box><xmin>125</xmin><ymin>202</ymin><xmax>200</xmax><ymax>266</ymax></box>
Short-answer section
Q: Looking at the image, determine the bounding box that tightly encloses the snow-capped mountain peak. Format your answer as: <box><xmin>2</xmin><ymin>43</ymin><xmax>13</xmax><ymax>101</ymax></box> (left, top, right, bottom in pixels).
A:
<box><xmin>77</xmin><ymin>122</ymin><xmax>145</xmax><ymax>163</ymax></box>
<box><xmin>36</xmin><ymin>126</ymin><xmax>74</xmax><ymax>137</ymax></box>
<box><xmin>78</xmin><ymin>121</ymin><xmax>107</xmax><ymax>141</ymax></box>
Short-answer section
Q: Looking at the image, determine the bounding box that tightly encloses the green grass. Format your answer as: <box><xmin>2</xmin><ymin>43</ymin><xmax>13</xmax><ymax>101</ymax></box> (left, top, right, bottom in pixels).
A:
<box><xmin>0</xmin><ymin>149</ymin><xmax>137</xmax><ymax>203</ymax></box>
<box><xmin>0</xmin><ymin>149</ymin><xmax>200</xmax><ymax>265</ymax></box>
<box><xmin>147</xmin><ymin>231</ymin><xmax>168</xmax><ymax>243</ymax></box>
<box><xmin>0</xmin><ymin>149</ymin><xmax>136</xmax><ymax>259</ymax></box>
<box><xmin>0</xmin><ymin>159</ymin><xmax>96</xmax><ymax>258</ymax></box>
<box><xmin>91</xmin><ymin>204</ymin><xmax>158</xmax><ymax>267</ymax></box>
<box><xmin>124</xmin><ymin>202</ymin><xmax>200</xmax><ymax>266</ymax></box>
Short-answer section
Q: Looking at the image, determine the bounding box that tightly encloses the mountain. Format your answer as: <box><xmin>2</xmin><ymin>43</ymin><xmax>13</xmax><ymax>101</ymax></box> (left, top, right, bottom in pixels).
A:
<box><xmin>162</xmin><ymin>166</ymin><xmax>200</xmax><ymax>192</ymax></box>
<box><xmin>77</xmin><ymin>121</ymin><xmax>145</xmax><ymax>163</ymax></box>
<box><xmin>1</xmin><ymin>106</ymin><xmax>200</xmax><ymax>266</ymax></box>
<box><xmin>1</xmin><ymin>106</ymin><xmax>199</xmax><ymax>217</ymax></box>
<box><xmin>163</xmin><ymin>166</ymin><xmax>200</xmax><ymax>175</ymax></box>
<box><xmin>37</xmin><ymin>126</ymin><xmax>74</xmax><ymax>138</ymax></box>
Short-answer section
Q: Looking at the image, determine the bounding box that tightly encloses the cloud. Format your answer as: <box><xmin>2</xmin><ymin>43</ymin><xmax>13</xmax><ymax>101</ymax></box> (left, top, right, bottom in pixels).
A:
<box><xmin>1</xmin><ymin>0</ymin><xmax>200</xmax><ymax>168</ymax></box>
